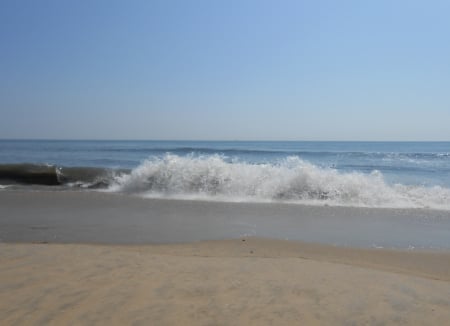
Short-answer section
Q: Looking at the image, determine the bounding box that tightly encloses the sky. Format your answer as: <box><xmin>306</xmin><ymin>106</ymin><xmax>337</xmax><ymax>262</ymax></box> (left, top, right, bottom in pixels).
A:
<box><xmin>1</xmin><ymin>0</ymin><xmax>449</xmax><ymax>141</ymax></box>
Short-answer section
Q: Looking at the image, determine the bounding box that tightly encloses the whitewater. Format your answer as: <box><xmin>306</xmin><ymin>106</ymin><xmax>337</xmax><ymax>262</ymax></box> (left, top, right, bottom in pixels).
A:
<box><xmin>1</xmin><ymin>140</ymin><xmax>450</xmax><ymax>210</ymax></box>
<box><xmin>108</xmin><ymin>154</ymin><xmax>450</xmax><ymax>209</ymax></box>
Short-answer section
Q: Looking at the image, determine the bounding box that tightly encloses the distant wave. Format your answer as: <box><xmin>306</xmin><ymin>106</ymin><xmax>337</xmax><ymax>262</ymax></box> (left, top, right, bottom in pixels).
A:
<box><xmin>60</xmin><ymin>143</ymin><xmax>450</xmax><ymax>161</ymax></box>
<box><xmin>108</xmin><ymin>154</ymin><xmax>450</xmax><ymax>210</ymax></box>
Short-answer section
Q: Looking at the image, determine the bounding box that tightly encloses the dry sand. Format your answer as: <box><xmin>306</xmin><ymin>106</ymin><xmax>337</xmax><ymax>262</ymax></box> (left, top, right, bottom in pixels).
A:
<box><xmin>1</xmin><ymin>238</ymin><xmax>449</xmax><ymax>325</ymax></box>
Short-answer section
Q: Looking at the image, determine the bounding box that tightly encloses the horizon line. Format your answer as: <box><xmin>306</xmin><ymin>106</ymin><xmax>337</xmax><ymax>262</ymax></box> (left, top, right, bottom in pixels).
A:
<box><xmin>1</xmin><ymin>138</ymin><xmax>449</xmax><ymax>142</ymax></box>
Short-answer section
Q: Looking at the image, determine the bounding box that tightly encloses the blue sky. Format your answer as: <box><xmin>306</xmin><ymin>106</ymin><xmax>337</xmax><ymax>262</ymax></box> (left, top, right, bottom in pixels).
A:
<box><xmin>1</xmin><ymin>0</ymin><xmax>449</xmax><ymax>140</ymax></box>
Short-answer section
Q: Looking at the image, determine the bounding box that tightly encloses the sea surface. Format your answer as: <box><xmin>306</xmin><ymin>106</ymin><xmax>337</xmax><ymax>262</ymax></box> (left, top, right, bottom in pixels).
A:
<box><xmin>1</xmin><ymin>140</ymin><xmax>450</xmax><ymax>210</ymax></box>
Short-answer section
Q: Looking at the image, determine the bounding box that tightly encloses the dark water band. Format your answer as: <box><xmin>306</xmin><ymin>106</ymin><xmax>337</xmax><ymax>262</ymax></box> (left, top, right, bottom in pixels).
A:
<box><xmin>0</xmin><ymin>164</ymin><xmax>60</xmax><ymax>185</ymax></box>
<box><xmin>0</xmin><ymin>164</ymin><xmax>126</xmax><ymax>186</ymax></box>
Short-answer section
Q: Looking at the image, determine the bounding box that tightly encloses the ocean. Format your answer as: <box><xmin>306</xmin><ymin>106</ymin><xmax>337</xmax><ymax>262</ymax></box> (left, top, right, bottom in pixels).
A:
<box><xmin>1</xmin><ymin>140</ymin><xmax>450</xmax><ymax>210</ymax></box>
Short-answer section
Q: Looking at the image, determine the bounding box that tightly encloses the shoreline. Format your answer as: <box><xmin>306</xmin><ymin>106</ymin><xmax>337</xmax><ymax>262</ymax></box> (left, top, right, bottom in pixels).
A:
<box><xmin>1</xmin><ymin>190</ymin><xmax>450</xmax><ymax>249</ymax></box>
<box><xmin>2</xmin><ymin>190</ymin><xmax>449</xmax><ymax>324</ymax></box>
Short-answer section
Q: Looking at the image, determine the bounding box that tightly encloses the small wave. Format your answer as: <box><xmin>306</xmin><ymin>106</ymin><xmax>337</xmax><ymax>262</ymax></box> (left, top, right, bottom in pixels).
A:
<box><xmin>109</xmin><ymin>154</ymin><xmax>450</xmax><ymax>210</ymax></box>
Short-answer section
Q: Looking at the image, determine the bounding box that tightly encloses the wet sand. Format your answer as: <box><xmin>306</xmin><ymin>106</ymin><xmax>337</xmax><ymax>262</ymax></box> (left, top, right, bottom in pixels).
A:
<box><xmin>1</xmin><ymin>190</ymin><xmax>450</xmax><ymax>324</ymax></box>
<box><xmin>1</xmin><ymin>190</ymin><xmax>450</xmax><ymax>248</ymax></box>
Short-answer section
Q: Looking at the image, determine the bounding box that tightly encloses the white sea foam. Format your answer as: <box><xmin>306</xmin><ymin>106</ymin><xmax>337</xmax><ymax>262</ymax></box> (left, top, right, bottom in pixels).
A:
<box><xmin>109</xmin><ymin>154</ymin><xmax>450</xmax><ymax>210</ymax></box>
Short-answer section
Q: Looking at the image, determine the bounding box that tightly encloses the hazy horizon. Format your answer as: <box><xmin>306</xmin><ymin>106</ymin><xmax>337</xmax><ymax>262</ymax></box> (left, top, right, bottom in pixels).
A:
<box><xmin>2</xmin><ymin>138</ymin><xmax>450</xmax><ymax>143</ymax></box>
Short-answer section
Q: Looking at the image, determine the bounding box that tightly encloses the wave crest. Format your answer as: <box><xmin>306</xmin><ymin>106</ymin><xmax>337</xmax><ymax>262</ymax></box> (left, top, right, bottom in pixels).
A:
<box><xmin>109</xmin><ymin>154</ymin><xmax>450</xmax><ymax>209</ymax></box>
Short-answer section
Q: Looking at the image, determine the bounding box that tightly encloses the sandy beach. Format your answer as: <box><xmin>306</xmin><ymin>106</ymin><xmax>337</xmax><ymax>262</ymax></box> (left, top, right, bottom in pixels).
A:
<box><xmin>1</xmin><ymin>190</ymin><xmax>450</xmax><ymax>325</ymax></box>
<box><xmin>1</xmin><ymin>239</ymin><xmax>450</xmax><ymax>325</ymax></box>
<box><xmin>3</xmin><ymin>0</ymin><xmax>450</xmax><ymax>322</ymax></box>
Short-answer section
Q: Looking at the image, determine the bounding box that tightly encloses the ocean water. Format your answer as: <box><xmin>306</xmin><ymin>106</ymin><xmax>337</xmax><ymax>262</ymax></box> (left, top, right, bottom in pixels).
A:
<box><xmin>1</xmin><ymin>140</ymin><xmax>450</xmax><ymax>209</ymax></box>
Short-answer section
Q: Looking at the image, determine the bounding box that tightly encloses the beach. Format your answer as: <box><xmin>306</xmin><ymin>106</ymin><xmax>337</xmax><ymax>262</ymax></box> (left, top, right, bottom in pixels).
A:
<box><xmin>1</xmin><ymin>241</ymin><xmax>450</xmax><ymax>325</ymax></box>
<box><xmin>3</xmin><ymin>0</ymin><xmax>450</xmax><ymax>321</ymax></box>
<box><xmin>1</xmin><ymin>191</ymin><xmax>450</xmax><ymax>325</ymax></box>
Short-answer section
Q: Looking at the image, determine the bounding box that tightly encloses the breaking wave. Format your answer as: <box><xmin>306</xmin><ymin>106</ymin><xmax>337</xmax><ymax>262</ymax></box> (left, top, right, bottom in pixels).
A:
<box><xmin>0</xmin><ymin>163</ymin><xmax>122</xmax><ymax>188</ymax></box>
<box><xmin>109</xmin><ymin>154</ymin><xmax>450</xmax><ymax>210</ymax></box>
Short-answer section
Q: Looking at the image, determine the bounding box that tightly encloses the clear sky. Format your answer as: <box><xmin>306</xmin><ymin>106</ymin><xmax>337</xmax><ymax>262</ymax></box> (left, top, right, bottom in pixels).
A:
<box><xmin>1</xmin><ymin>0</ymin><xmax>449</xmax><ymax>140</ymax></box>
